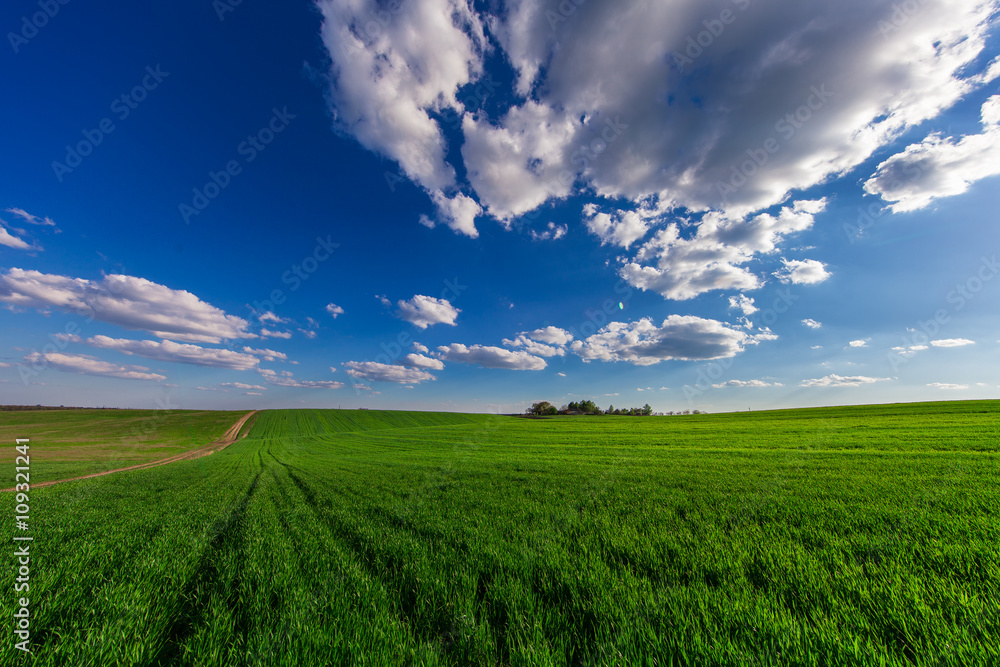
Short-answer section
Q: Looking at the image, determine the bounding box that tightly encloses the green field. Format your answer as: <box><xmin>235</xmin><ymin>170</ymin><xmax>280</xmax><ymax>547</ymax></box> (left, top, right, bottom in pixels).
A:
<box><xmin>0</xmin><ymin>409</ymin><xmax>247</xmax><ymax>481</ymax></box>
<box><xmin>2</xmin><ymin>401</ymin><xmax>998</xmax><ymax>665</ymax></box>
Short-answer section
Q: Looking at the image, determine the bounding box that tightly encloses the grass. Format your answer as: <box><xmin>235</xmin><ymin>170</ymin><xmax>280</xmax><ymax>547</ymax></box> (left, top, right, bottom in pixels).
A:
<box><xmin>0</xmin><ymin>409</ymin><xmax>246</xmax><ymax>481</ymax></box>
<box><xmin>1</xmin><ymin>401</ymin><xmax>997</xmax><ymax>665</ymax></box>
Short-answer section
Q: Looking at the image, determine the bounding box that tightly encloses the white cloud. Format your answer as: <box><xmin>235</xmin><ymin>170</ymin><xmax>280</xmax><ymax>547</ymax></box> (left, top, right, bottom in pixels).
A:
<box><xmin>436</xmin><ymin>343</ymin><xmax>547</xmax><ymax>370</ymax></box>
<box><xmin>419</xmin><ymin>190</ymin><xmax>482</xmax><ymax>238</ymax></box>
<box><xmin>0</xmin><ymin>226</ymin><xmax>33</xmax><ymax>251</ymax></box>
<box><xmin>258</xmin><ymin>311</ymin><xmax>286</xmax><ymax>323</ymax></box>
<box><xmin>401</xmin><ymin>353</ymin><xmax>446</xmax><ymax>370</ymax></box>
<box><xmin>621</xmin><ymin>201</ymin><xmax>825</xmax><ymax>300</ymax></box>
<box><xmin>774</xmin><ymin>259</ymin><xmax>830</xmax><ymax>285</ymax></box>
<box><xmin>801</xmin><ymin>318</ymin><xmax>822</xmax><ymax>329</ymax></box>
<box><xmin>800</xmin><ymin>374</ymin><xmax>889</xmax><ymax>388</ymax></box>
<box><xmin>257</xmin><ymin>368</ymin><xmax>343</xmax><ymax>389</ymax></box>
<box><xmin>412</xmin><ymin>342</ymin><xmax>429</xmax><ymax>353</ymax></box>
<box><xmin>73</xmin><ymin>335</ymin><xmax>261</xmax><ymax>370</ymax></box>
<box><xmin>848</xmin><ymin>339</ymin><xmax>868</xmax><ymax>348</ymax></box>
<box><xmin>220</xmin><ymin>382</ymin><xmax>267</xmax><ymax>391</ymax></box>
<box><xmin>927</xmin><ymin>382</ymin><xmax>968</xmax><ymax>390</ymax></box>
<box><xmin>394</xmin><ymin>294</ymin><xmax>460</xmax><ymax>329</ymax></box>
<box><xmin>5</xmin><ymin>208</ymin><xmax>56</xmax><ymax>227</ymax></box>
<box><xmin>711</xmin><ymin>379</ymin><xmax>783</xmax><ymax>388</ymax></box>
<box><xmin>23</xmin><ymin>352</ymin><xmax>165</xmax><ymax>381</ymax></box>
<box><xmin>583</xmin><ymin>205</ymin><xmax>652</xmax><ymax>249</ymax></box>
<box><xmin>865</xmin><ymin>95</ymin><xmax>1000</xmax><ymax>211</ymax></box>
<box><xmin>325</xmin><ymin>303</ymin><xmax>344</xmax><ymax>318</ymax></box>
<box><xmin>0</xmin><ymin>268</ymin><xmax>253</xmax><ymax>343</ymax></box>
<box><xmin>461</xmin><ymin>100</ymin><xmax>578</xmax><ymax>223</ymax></box>
<box><xmin>343</xmin><ymin>361</ymin><xmax>437</xmax><ymax>383</ymax></box>
<box><xmin>316</xmin><ymin>0</ymin><xmax>487</xmax><ymax>234</ymax></box>
<box><xmin>319</xmin><ymin>0</ymin><xmax>998</xmax><ymax>240</ymax></box>
<box><xmin>502</xmin><ymin>335</ymin><xmax>566</xmax><ymax>357</ymax></box>
<box><xmin>729</xmin><ymin>295</ymin><xmax>758</xmax><ymax>316</ymax></box>
<box><xmin>260</xmin><ymin>328</ymin><xmax>293</xmax><ymax>339</ymax></box>
<box><xmin>891</xmin><ymin>344</ymin><xmax>928</xmax><ymax>357</ymax></box>
<box><xmin>569</xmin><ymin>315</ymin><xmax>755</xmax><ymax>366</ymax></box>
<box><xmin>519</xmin><ymin>326</ymin><xmax>574</xmax><ymax>346</ymax></box>
<box><xmin>930</xmin><ymin>338</ymin><xmax>975</xmax><ymax>347</ymax></box>
<box><xmin>529</xmin><ymin>221</ymin><xmax>568</xmax><ymax>241</ymax></box>
<box><xmin>556</xmin><ymin>372</ymin><xmax>566</xmax><ymax>377</ymax></box>
<box><xmin>242</xmin><ymin>346</ymin><xmax>288</xmax><ymax>362</ymax></box>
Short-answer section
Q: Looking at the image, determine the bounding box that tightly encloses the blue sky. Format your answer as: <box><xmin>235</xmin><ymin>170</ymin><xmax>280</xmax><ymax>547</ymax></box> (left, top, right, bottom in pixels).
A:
<box><xmin>1</xmin><ymin>0</ymin><xmax>999</xmax><ymax>414</ymax></box>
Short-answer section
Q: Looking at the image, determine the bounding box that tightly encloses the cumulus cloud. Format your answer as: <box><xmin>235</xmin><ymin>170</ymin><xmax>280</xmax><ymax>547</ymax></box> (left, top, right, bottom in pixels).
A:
<box><xmin>316</xmin><ymin>0</ymin><xmax>487</xmax><ymax>235</ymax></box>
<box><xmin>258</xmin><ymin>311</ymin><xmax>286</xmax><ymax>323</ymax></box>
<box><xmin>729</xmin><ymin>295</ymin><xmax>758</xmax><ymax>316</ymax></box>
<box><xmin>343</xmin><ymin>361</ymin><xmax>438</xmax><ymax>383</ymax></box>
<box><xmin>774</xmin><ymin>259</ymin><xmax>830</xmax><ymax>285</ymax></box>
<box><xmin>0</xmin><ymin>269</ymin><xmax>253</xmax><ymax>343</ymax></box>
<box><xmin>23</xmin><ymin>352</ymin><xmax>165</xmax><ymax>381</ymax></box>
<box><xmin>68</xmin><ymin>335</ymin><xmax>261</xmax><ymax>370</ymax></box>
<box><xmin>711</xmin><ymin>379</ymin><xmax>783</xmax><ymax>388</ymax></box>
<box><xmin>412</xmin><ymin>342</ymin><xmax>429</xmax><ymax>353</ymax></box>
<box><xmin>325</xmin><ymin>303</ymin><xmax>344</xmax><ymax>318</ymax></box>
<box><xmin>847</xmin><ymin>339</ymin><xmax>868</xmax><ymax>348</ymax></box>
<box><xmin>257</xmin><ymin>367</ymin><xmax>344</xmax><ymax>389</ymax></box>
<box><xmin>502</xmin><ymin>335</ymin><xmax>566</xmax><ymax>357</ymax></box>
<box><xmin>800</xmin><ymin>374</ymin><xmax>889</xmax><ymax>387</ymax></box>
<box><xmin>930</xmin><ymin>338</ymin><xmax>975</xmax><ymax>347</ymax></box>
<box><xmin>865</xmin><ymin>95</ymin><xmax>1000</xmax><ymax>212</ymax></box>
<box><xmin>319</xmin><ymin>0</ymin><xmax>998</xmax><ymax>238</ymax></box>
<box><xmin>801</xmin><ymin>318</ymin><xmax>822</xmax><ymax>329</ymax></box>
<box><xmin>519</xmin><ymin>326</ymin><xmax>574</xmax><ymax>346</ymax></box>
<box><xmin>436</xmin><ymin>343</ymin><xmax>547</xmax><ymax>370</ymax></box>
<box><xmin>570</xmin><ymin>316</ymin><xmax>754</xmax><ymax>365</ymax></box>
<box><xmin>401</xmin><ymin>353</ymin><xmax>446</xmax><ymax>370</ymax></box>
<box><xmin>621</xmin><ymin>200</ymin><xmax>825</xmax><ymax>300</ymax></box>
<box><xmin>583</xmin><ymin>204</ymin><xmax>653</xmax><ymax>249</ymax></box>
<box><xmin>927</xmin><ymin>382</ymin><xmax>968</xmax><ymax>390</ymax></box>
<box><xmin>394</xmin><ymin>294</ymin><xmax>460</xmax><ymax>329</ymax></box>
<box><xmin>529</xmin><ymin>221</ymin><xmax>568</xmax><ymax>241</ymax></box>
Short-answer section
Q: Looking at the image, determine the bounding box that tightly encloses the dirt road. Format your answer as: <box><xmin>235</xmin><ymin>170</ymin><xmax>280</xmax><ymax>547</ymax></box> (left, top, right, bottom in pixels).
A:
<box><xmin>3</xmin><ymin>410</ymin><xmax>258</xmax><ymax>492</ymax></box>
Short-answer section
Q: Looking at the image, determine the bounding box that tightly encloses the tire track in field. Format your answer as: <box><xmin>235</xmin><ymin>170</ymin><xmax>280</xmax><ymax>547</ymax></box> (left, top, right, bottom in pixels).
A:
<box><xmin>1</xmin><ymin>410</ymin><xmax>259</xmax><ymax>492</ymax></box>
<box><xmin>152</xmin><ymin>469</ymin><xmax>263</xmax><ymax>665</ymax></box>
<box><xmin>276</xmin><ymin>461</ymin><xmax>502</xmax><ymax>663</ymax></box>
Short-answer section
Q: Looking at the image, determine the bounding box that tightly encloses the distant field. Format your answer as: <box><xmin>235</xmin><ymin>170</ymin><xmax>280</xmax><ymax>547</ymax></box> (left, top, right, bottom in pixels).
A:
<box><xmin>0</xmin><ymin>409</ymin><xmax>246</xmax><ymax>480</ymax></box>
<box><xmin>1</xmin><ymin>401</ymin><xmax>997</xmax><ymax>665</ymax></box>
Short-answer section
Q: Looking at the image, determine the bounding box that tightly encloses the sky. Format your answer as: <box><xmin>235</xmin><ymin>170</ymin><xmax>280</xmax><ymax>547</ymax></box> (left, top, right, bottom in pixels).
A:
<box><xmin>1</xmin><ymin>0</ymin><xmax>999</xmax><ymax>415</ymax></box>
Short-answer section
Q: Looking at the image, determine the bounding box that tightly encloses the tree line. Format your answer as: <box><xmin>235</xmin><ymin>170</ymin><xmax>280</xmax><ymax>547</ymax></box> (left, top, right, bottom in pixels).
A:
<box><xmin>526</xmin><ymin>400</ymin><xmax>707</xmax><ymax>417</ymax></box>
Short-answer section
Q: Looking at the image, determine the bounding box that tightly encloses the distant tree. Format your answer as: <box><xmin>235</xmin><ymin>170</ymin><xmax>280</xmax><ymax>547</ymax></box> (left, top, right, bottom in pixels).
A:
<box><xmin>528</xmin><ymin>401</ymin><xmax>557</xmax><ymax>416</ymax></box>
<box><xmin>642</xmin><ymin>403</ymin><xmax>652</xmax><ymax>416</ymax></box>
